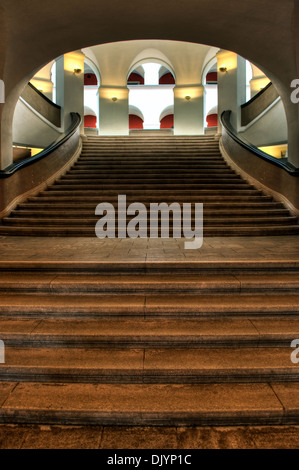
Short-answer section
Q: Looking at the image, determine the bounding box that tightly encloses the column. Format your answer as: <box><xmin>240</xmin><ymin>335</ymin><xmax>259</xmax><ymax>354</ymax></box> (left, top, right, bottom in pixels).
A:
<box><xmin>173</xmin><ymin>85</ymin><xmax>204</xmax><ymax>135</ymax></box>
<box><xmin>56</xmin><ymin>50</ymin><xmax>85</xmax><ymax>133</ymax></box>
<box><xmin>217</xmin><ymin>50</ymin><xmax>246</xmax><ymax>132</ymax></box>
<box><xmin>98</xmin><ymin>86</ymin><xmax>129</xmax><ymax>135</ymax></box>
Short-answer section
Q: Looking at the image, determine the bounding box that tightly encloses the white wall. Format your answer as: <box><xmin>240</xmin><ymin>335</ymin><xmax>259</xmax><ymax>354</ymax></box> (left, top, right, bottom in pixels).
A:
<box><xmin>240</xmin><ymin>99</ymin><xmax>287</xmax><ymax>147</ymax></box>
<box><xmin>129</xmin><ymin>85</ymin><xmax>174</xmax><ymax>129</ymax></box>
<box><xmin>13</xmin><ymin>99</ymin><xmax>62</xmax><ymax>148</ymax></box>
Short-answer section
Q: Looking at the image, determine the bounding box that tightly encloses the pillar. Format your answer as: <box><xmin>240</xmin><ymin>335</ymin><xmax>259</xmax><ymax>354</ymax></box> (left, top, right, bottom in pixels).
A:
<box><xmin>173</xmin><ymin>85</ymin><xmax>204</xmax><ymax>135</ymax></box>
<box><xmin>98</xmin><ymin>86</ymin><xmax>129</xmax><ymax>135</ymax></box>
<box><xmin>56</xmin><ymin>50</ymin><xmax>85</xmax><ymax>133</ymax></box>
<box><xmin>217</xmin><ymin>50</ymin><xmax>246</xmax><ymax>132</ymax></box>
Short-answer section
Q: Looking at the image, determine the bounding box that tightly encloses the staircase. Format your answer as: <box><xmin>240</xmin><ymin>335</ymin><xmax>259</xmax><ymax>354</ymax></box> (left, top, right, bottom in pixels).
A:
<box><xmin>0</xmin><ymin>259</ymin><xmax>299</xmax><ymax>426</ymax></box>
<box><xmin>0</xmin><ymin>136</ymin><xmax>299</xmax><ymax>436</ymax></box>
<box><xmin>0</xmin><ymin>135</ymin><xmax>298</xmax><ymax>236</ymax></box>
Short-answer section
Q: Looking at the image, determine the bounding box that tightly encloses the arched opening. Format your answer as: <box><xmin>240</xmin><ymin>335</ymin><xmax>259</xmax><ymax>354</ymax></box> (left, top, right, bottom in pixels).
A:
<box><xmin>127</xmin><ymin>55</ymin><xmax>175</xmax><ymax>132</ymax></box>
<box><xmin>129</xmin><ymin>105</ymin><xmax>144</xmax><ymax>130</ymax></box>
<box><xmin>203</xmin><ymin>58</ymin><xmax>218</xmax><ymax>132</ymax></box>
<box><xmin>5</xmin><ymin>37</ymin><xmax>292</xmax><ymax>168</ymax></box>
<box><xmin>160</xmin><ymin>105</ymin><xmax>174</xmax><ymax>129</ymax></box>
<box><xmin>84</xmin><ymin>60</ymin><xmax>100</xmax><ymax>133</ymax></box>
<box><xmin>127</xmin><ymin>67</ymin><xmax>145</xmax><ymax>85</ymax></box>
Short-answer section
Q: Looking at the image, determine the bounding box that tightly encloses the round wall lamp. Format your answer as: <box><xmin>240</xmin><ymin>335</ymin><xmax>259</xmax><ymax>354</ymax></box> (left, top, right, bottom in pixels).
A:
<box><xmin>185</xmin><ymin>95</ymin><xmax>191</xmax><ymax>101</ymax></box>
<box><xmin>219</xmin><ymin>65</ymin><xmax>228</xmax><ymax>73</ymax></box>
<box><xmin>112</xmin><ymin>96</ymin><xmax>118</xmax><ymax>102</ymax></box>
<box><xmin>73</xmin><ymin>68</ymin><xmax>82</xmax><ymax>75</ymax></box>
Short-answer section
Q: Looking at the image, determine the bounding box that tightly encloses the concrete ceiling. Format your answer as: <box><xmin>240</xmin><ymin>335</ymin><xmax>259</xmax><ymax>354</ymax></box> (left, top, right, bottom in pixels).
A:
<box><xmin>83</xmin><ymin>40</ymin><xmax>217</xmax><ymax>86</ymax></box>
<box><xmin>0</xmin><ymin>0</ymin><xmax>296</xmax><ymax>94</ymax></box>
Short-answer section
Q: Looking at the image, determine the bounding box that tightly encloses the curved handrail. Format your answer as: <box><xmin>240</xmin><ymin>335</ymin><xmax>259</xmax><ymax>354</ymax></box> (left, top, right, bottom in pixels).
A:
<box><xmin>0</xmin><ymin>112</ymin><xmax>81</xmax><ymax>178</ymax></box>
<box><xmin>221</xmin><ymin>110</ymin><xmax>299</xmax><ymax>176</ymax></box>
<box><xmin>26</xmin><ymin>82</ymin><xmax>61</xmax><ymax>110</ymax></box>
<box><xmin>240</xmin><ymin>82</ymin><xmax>280</xmax><ymax>127</ymax></box>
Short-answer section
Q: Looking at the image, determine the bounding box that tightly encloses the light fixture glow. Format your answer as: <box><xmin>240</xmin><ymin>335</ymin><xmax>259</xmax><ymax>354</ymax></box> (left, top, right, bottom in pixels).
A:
<box><xmin>73</xmin><ymin>68</ymin><xmax>82</xmax><ymax>75</ymax></box>
<box><xmin>185</xmin><ymin>95</ymin><xmax>191</xmax><ymax>101</ymax></box>
<box><xmin>112</xmin><ymin>96</ymin><xmax>118</xmax><ymax>102</ymax></box>
<box><xmin>219</xmin><ymin>65</ymin><xmax>228</xmax><ymax>73</ymax></box>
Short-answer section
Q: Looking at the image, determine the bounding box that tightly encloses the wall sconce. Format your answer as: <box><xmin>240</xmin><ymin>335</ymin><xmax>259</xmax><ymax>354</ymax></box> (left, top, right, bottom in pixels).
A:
<box><xmin>185</xmin><ymin>95</ymin><xmax>191</xmax><ymax>101</ymax></box>
<box><xmin>112</xmin><ymin>96</ymin><xmax>118</xmax><ymax>102</ymax></box>
<box><xmin>219</xmin><ymin>65</ymin><xmax>227</xmax><ymax>73</ymax></box>
<box><xmin>73</xmin><ymin>68</ymin><xmax>82</xmax><ymax>75</ymax></box>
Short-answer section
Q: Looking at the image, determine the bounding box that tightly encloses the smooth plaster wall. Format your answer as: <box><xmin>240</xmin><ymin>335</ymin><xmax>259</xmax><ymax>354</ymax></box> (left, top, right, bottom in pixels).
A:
<box><xmin>12</xmin><ymin>99</ymin><xmax>61</xmax><ymax>148</ymax></box>
<box><xmin>240</xmin><ymin>99</ymin><xmax>288</xmax><ymax>147</ymax></box>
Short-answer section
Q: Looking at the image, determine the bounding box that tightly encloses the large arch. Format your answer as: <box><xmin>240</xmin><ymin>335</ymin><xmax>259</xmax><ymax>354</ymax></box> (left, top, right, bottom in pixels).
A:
<box><xmin>1</xmin><ymin>0</ymin><xmax>298</xmax><ymax>167</ymax></box>
<box><xmin>127</xmin><ymin>49</ymin><xmax>176</xmax><ymax>82</ymax></box>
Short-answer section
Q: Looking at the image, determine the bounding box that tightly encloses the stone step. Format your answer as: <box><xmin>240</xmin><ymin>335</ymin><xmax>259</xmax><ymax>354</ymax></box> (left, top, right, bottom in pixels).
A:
<box><xmin>74</xmin><ymin>162</ymin><xmax>229</xmax><ymax>168</ymax></box>
<box><xmin>22</xmin><ymin>198</ymin><xmax>279</xmax><ymax>206</ymax></box>
<box><xmin>65</xmin><ymin>172</ymin><xmax>237</xmax><ymax>178</ymax></box>
<box><xmin>73</xmin><ymin>161</ymin><xmax>229</xmax><ymax>166</ymax></box>
<box><xmin>1</xmin><ymin>317</ymin><xmax>298</xmax><ymax>348</ymax></box>
<box><xmin>53</xmin><ymin>180</ymin><xmax>250</xmax><ymax>187</ymax></box>
<box><xmin>0</xmin><ymin>381</ymin><xmax>296</xmax><ymax>426</ymax></box>
<box><xmin>0</xmin><ymin>346</ymin><xmax>298</xmax><ymax>384</ymax></box>
<box><xmin>79</xmin><ymin>151</ymin><xmax>223</xmax><ymax>156</ymax></box>
<box><xmin>0</xmin><ymin>259</ymin><xmax>296</xmax><ymax>274</ymax></box>
<box><xmin>9</xmin><ymin>209</ymin><xmax>291</xmax><ymax>218</ymax></box>
<box><xmin>57</xmin><ymin>178</ymin><xmax>247</xmax><ymax>184</ymax></box>
<box><xmin>3</xmin><ymin>217</ymin><xmax>297</xmax><ymax>227</ymax></box>
<box><xmin>1</xmin><ymin>225</ymin><xmax>299</xmax><ymax>237</ymax></box>
<box><xmin>43</xmin><ymin>188</ymin><xmax>262</xmax><ymax>195</ymax></box>
<box><xmin>0</xmin><ymin>292</ymin><xmax>298</xmax><ymax>319</ymax></box>
<box><xmin>0</xmin><ymin>272</ymin><xmax>298</xmax><ymax>294</ymax></box>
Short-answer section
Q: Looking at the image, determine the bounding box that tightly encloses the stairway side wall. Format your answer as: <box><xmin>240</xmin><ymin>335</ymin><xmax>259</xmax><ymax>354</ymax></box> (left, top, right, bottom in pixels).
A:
<box><xmin>0</xmin><ymin>129</ymin><xmax>82</xmax><ymax>218</ymax></box>
<box><xmin>221</xmin><ymin>128</ymin><xmax>299</xmax><ymax>215</ymax></box>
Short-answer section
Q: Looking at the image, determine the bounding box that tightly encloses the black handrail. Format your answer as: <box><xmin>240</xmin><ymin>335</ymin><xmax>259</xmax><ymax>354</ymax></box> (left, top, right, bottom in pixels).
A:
<box><xmin>27</xmin><ymin>82</ymin><xmax>61</xmax><ymax>110</ymax></box>
<box><xmin>221</xmin><ymin>110</ymin><xmax>299</xmax><ymax>176</ymax></box>
<box><xmin>0</xmin><ymin>112</ymin><xmax>81</xmax><ymax>179</ymax></box>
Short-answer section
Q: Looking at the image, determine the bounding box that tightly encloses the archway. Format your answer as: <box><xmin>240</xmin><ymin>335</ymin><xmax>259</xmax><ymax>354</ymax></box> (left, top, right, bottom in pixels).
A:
<box><xmin>1</xmin><ymin>1</ymin><xmax>298</xmax><ymax>168</ymax></box>
<box><xmin>127</xmin><ymin>52</ymin><xmax>175</xmax><ymax>131</ymax></box>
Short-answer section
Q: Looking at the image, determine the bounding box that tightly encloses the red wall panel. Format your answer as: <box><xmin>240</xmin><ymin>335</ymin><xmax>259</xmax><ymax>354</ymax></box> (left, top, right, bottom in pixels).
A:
<box><xmin>159</xmin><ymin>73</ymin><xmax>175</xmax><ymax>85</ymax></box>
<box><xmin>206</xmin><ymin>114</ymin><xmax>218</xmax><ymax>127</ymax></box>
<box><xmin>129</xmin><ymin>115</ymin><xmax>144</xmax><ymax>129</ymax></box>
<box><xmin>84</xmin><ymin>73</ymin><xmax>98</xmax><ymax>86</ymax></box>
<box><xmin>160</xmin><ymin>114</ymin><xmax>174</xmax><ymax>129</ymax></box>
<box><xmin>128</xmin><ymin>73</ymin><xmax>144</xmax><ymax>85</ymax></box>
<box><xmin>206</xmin><ymin>72</ymin><xmax>218</xmax><ymax>83</ymax></box>
<box><xmin>84</xmin><ymin>115</ymin><xmax>97</xmax><ymax>128</ymax></box>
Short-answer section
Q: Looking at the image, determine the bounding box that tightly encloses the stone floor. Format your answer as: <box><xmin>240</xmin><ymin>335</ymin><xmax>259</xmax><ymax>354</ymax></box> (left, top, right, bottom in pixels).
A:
<box><xmin>0</xmin><ymin>235</ymin><xmax>298</xmax><ymax>263</ymax></box>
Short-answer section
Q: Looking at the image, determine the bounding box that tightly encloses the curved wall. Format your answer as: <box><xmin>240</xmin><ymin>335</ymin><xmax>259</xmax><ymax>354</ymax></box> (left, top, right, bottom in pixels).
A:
<box><xmin>239</xmin><ymin>99</ymin><xmax>287</xmax><ymax>147</ymax></box>
<box><xmin>13</xmin><ymin>98</ymin><xmax>62</xmax><ymax>148</ymax></box>
<box><xmin>221</xmin><ymin>126</ymin><xmax>299</xmax><ymax>214</ymax></box>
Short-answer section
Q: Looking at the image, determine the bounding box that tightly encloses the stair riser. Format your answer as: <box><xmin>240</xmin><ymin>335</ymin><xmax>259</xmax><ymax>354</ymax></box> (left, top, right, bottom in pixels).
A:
<box><xmin>0</xmin><ymin>411</ymin><xmax>285</xmax><ymax>427</ymax></box>
<box><xmin>0</xmin><ymin>337</ymin><xmax>295</xmax><ymax>349</ymax></box>
<box><xmin>1</xmin><ymin>227</ymin><xmax>299</xmax><ymax>236</ymax></box>
<box><xmin>3</xmin><ymin>219</ymin><xmax>297</xmax><ymax>227</ymax></box>
<box><xmin>0</xmin><ymin>370</ymin><xmax>298</xmax><ymax>385</ymax></box>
